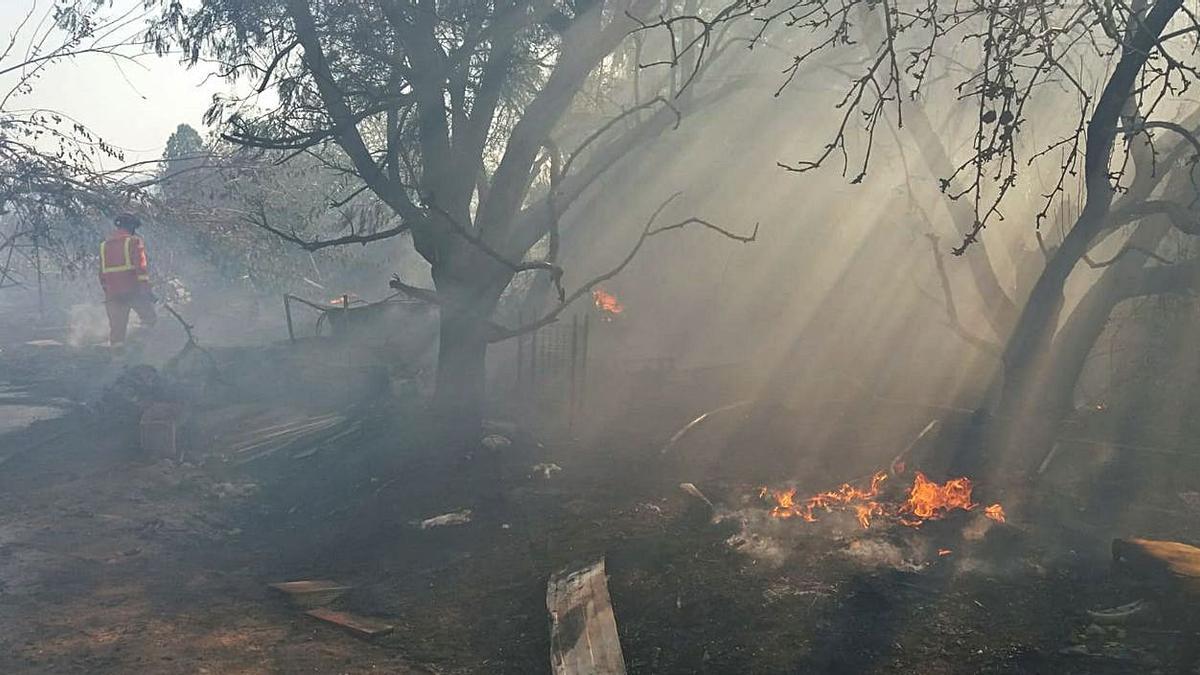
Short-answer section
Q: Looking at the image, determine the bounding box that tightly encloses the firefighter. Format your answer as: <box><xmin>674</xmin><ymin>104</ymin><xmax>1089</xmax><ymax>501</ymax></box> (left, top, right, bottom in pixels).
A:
<box><xmin>99</xmin><ymin>213</ymin><xmax>156</xmax><ymax>353</ymax></box>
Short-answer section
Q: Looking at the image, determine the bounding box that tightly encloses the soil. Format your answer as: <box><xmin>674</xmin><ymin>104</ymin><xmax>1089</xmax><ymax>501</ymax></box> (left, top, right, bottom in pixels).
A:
<box><xmin>1</xmin><ymin>320</ymin><xmax>1199</xmax><ymax>674</ymax></box>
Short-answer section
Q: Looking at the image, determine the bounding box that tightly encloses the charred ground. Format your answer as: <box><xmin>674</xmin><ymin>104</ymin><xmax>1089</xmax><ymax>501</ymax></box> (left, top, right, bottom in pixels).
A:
<box><xmin>1</xmin><ymin>312</ymin><xmax>1196</xmax><ymax>675</ymax></box>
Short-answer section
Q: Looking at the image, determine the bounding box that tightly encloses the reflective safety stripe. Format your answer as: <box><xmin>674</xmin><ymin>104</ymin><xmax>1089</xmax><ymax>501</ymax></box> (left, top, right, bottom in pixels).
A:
<box><xmin>100</xmin><ymin>237</ymin><xmax>135</xmax><ymax>273</ymax></box>
<box><xmin>136</xmin><ymin>275</ymin><xmax>150</xmax><ymax>282</ymax></box>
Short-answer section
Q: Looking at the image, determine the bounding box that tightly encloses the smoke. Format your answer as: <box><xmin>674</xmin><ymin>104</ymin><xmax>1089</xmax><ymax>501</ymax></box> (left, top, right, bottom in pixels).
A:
<box><xmin>842</xmin><ymin>538</ymin><xmax>923</xmax><ymax>572</ymax></box>
<box><xmin>66</xmin><ymin>303</ymin><xmax>109</xmax><ymax>347</ymax></box>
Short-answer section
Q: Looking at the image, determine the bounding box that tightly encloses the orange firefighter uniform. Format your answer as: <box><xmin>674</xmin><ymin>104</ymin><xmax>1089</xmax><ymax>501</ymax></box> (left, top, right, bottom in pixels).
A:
<box><xmin>99</xmin><ymin>220</ymin><xmax>156</xmax><ymax>346</ymax></box>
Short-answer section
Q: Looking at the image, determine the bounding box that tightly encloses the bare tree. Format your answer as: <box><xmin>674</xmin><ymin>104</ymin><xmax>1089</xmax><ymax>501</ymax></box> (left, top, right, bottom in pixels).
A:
<box><xmin>0</xmin><ymin>1</ymin><xmax>156</xmax><ymax>291</ymax></box>
<box><xmin>150</xmin><ymin>0</ymin><xmax>759</xmax><ymax>441</ymax></box>
<box><xmin>692</xmin><ymin>0</ymin><xmax>1200</xmax><ymax>471</ymax></box>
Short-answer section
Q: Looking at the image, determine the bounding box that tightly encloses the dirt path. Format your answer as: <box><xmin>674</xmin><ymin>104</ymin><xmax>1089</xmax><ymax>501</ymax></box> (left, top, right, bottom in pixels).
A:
<box><xmin>0</xmin><ymin>411</ymin><xmax>430</xmax><ymax>674</ymax></box>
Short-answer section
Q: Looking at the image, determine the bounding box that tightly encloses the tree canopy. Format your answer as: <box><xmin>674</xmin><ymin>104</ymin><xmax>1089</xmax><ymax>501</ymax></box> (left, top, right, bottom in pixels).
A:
<box><xmin>149</xmin><ymin>0</ymin><xmax>759</xmax><ymax>431</ymax></box>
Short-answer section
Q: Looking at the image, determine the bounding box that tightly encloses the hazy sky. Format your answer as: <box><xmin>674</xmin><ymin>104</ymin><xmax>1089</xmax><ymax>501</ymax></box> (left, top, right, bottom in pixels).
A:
<box><xmin>1</xmin><ymin>0</ymin><xmax>224</xmax><ymax>165</ymax></box>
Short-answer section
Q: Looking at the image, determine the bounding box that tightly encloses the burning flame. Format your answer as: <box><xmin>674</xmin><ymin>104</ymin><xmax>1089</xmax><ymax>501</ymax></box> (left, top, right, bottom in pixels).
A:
<box><xmin>897</xmin><ymin>472</ymin><xmax>975</xmax><ymax>525</ymax></box>
<box><xmin>938</xmin><ymin>548</ymin><xmax>953</xmax><ymax>557</ymax></box>
<box><xmin>761</xmin><ymin>470</ymin><xmax>1006</xmax><ymax>530</ymax></box>
<box><xmin>760</xmin><ymin>471</ymin><xmax>889</xmax><ymax>529</ymax></box>
<box><xmin>592</xmin><ymin>288</ymin><xmax>623</xmax><ymax>318</ymax></box>
<box><xmin>983</xmin><ymin>503</ymin><xmax>1006</xmax><ymax>523</ymax></box>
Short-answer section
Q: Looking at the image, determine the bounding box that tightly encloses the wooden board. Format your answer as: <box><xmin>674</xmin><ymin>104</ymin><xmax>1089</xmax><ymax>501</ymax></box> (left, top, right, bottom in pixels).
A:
<box><xmin>546</xmin><ymin>559</ymin><xmax>627</xmax><ymax>675</ymax></box>
<box><xmin>1113</xmin><ymin>538</ymin><xmax>1200</xmax><ymax>595</ymax></box>
<box><xmin>1112</xmin><ymin>538</ymin><xmax>1200</xmax><ymax>670</ymax></box>
<box><xmin>305</xmin><ymin>608</ymin><xmax>394</xmax><ymax>638</ymax></box>
<box><xmin>269</xmin><ymin>580</ymin><xmax>351</xmax><ymax>608</ymax></box>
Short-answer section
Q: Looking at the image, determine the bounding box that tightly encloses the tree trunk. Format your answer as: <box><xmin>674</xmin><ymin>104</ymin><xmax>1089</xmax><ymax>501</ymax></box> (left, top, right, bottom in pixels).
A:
<box><xmin>429</xmin><ymin>275</ymin><xmax>506</xmax><ymax>452</ymax></box>
<box><xmin>1040</xmin><ymin>219</ymin><xmax>1174</xmax><ymax>417</ymax></box>
<box><xmin>988</xmin><ymin>200</ymin><xmax>1121</xmax><ymax>476</ymax></box>
<box><xmin>432</xmin><ymin>310</ymin><xmax>490</xmax><ymax>445</ymax></box>
<box><xmin>996</xmin><ymin>163</ymin><xmax>1186</xmax><ymax>470</ymax></box>
<box><xmin>987</xmin><ymin>0</ymin><xmax>1181</xmax><ymax>473</ymax></box>
<box><xmin>1041</xmin><ymin>145</ymin><xmax>1200</xmax><ymax>414</ymax></box>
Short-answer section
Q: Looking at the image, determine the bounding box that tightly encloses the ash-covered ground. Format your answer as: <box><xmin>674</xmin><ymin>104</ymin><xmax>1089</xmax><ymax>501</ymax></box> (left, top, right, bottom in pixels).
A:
<box><xmin>1</xmin><ymin>299</ymin><xmax>1197</xmax><ymax>674</ymax></box>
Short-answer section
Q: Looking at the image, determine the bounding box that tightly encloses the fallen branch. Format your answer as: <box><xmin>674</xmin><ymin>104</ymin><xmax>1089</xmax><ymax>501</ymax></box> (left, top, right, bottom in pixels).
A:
<box><xmin>1087</xmin><ymin>599</ymin><xmax>1148</xmax><ymax>624</ymax></box>
<box><xmin>888</xmin><ymin>419</ymin><xmax>940</xmax><ymax>476</ymax></box>
<box><xmin>679</xmin><ymin>482</ymin><xmax>714</xmax><ymax>509</ymax></box>
<box><xmin>162</xmin><ymin>303</ymin><xmax>224</xmax><ymax>383</ymax></box>
<box><xmin>660</xmin><ymin>399</ymin><xmax>751</xmax><ymax>455</ymax></box>
<box><xmin>1036</xmin><ymin>442</ymin><xmax>1061</xmax><ymax>475</ymax></box>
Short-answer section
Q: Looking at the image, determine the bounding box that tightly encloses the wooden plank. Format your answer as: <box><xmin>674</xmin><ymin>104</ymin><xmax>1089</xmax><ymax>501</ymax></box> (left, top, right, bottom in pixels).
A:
<box><xmin>1113</xmin><ymin>538</ymin><xmax>1200</xmax><ymax>594</ymax></box>
<box><xmin>547</xmin><ymin>559</ymin><xmax>627</xmax><ymax>675</ymax></box>
<box><xmin>305</xmin><ymin>608</ymin><xmax>394</xmax><ymax>638</ymax></box>
<box><xmin>1112</xmin><ymin>538</ymin><xmax>1200</xmax><ymax>671</ymax></box>
<box><xmin>269</xmin><ymin>580</ymin><xmax>351</xmax><ymax>608</ymax></box>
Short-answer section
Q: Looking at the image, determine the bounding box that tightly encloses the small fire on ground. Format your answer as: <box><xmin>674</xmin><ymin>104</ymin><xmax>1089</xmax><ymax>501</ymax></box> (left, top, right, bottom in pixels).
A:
<box><xmin>592</xmin><ymin>288</ymin><xmax>623</xmax><ymax>319</ymax></box>
<box><xmin>759</xmin><ymin>470</ymin><xmax>1006</xmax><ymax>529</ymax></box>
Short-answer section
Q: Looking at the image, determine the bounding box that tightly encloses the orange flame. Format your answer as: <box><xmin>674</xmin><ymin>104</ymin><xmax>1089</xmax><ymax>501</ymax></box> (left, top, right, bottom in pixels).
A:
<box><xmin>983</xmin><ymin>503</ymin><xmax>1006</xmax><ymax>523</ymax></box>
<box><xmin>761</xmin><ymin>471</ymin><xmax>889</xmax><ymax>528</ymax></box>
<box><xmin>761</xmin><ymin>470</ymin><xmax>1005</xmax><ymax>530</ymax></box>
<box><xmin>938</xmin><ymin>548</ymin><xmax>953</xmax><ymax>557</ymax></box>
<box><xmin>898</xmin><ymin>472</ymin><xmax>975</xmax><ymax>526</ymax></box>
<box><xmin>592</xmin><ymin>288</ymin><xmax>623</xmax><ymax>317</ymax></box>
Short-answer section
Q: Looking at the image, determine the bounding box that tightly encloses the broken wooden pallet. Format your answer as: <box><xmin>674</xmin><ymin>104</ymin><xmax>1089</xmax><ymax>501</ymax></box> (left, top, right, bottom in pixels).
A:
<box><xmin>547</xmin><ymin>558</ymin><xmax>627</xmax><ymax>675</ymax></box>
<box><xmin>306</xmin><ymin>607</ymin><xmax>394</xmax><ymax>639</ymax></box>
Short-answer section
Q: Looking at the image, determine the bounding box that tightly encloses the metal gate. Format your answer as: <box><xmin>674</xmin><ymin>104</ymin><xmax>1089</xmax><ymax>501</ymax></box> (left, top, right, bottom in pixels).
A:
<box><xmin>515</xmin><ymin>314</ymin><xmax>590</xmax><ymax>428</ymax></box>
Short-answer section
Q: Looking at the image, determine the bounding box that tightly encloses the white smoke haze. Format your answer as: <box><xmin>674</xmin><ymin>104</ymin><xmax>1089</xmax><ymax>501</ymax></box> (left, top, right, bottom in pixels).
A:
<box><xmin>5</xmin><ymin>1</ymin><xmax>1200</xmax><ymax>672</ymax></box>
<box><xmin>66</xmin><ymin>304</ymin><xmax>109</xmax><ymax>348</ymax></box>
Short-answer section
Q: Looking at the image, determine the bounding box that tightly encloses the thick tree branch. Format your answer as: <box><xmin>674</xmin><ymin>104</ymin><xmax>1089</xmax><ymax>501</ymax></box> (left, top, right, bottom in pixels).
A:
<box><xmin>1111</xmin><ymin>198</ymin><xmax>1200</xmax><ymax>234</ymax></box>
<box><xmin>285</xmin><ymin>0</ymin><xmax>423</xmax><ymax>225</ymax></box>
<box><xmin>1129</xmin><ymin>256</ymin><xmax>1200</xmax><ymax>298</ymax></box>
<box><xmin>476</xmin><ymin>0</ymin><xmax>654</xmax><ymax>240</ymax></box>
<box><xmin>502</xmin><ymin>77</ymin><xmax>745</xmax><ymax>260</ymax></box>
<box><xmin>1084</xmin><ymin>243</ymin><xmax>1175</xmax><ymax>269</ymax></box>
<box><xmin>426</xmin><ymin>201</ymin><xmax>566</xmax><ymax>301</ymax></box>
